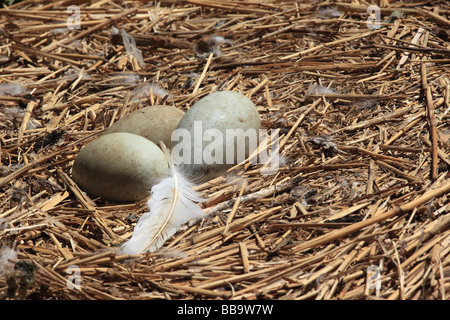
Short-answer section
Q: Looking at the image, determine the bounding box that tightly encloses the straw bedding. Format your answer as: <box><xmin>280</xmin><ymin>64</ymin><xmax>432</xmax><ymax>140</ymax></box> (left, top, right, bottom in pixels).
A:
<box><xmin>0</xmin><ymin>0</ymin><xmax>449</xmax><ymax>300</ymax></box>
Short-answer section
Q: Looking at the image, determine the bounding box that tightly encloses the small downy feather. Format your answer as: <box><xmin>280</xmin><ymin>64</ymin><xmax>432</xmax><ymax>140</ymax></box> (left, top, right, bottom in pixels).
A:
<box><xmin>120</xmin><ymin>144</ymin><xmax>204</xmax><ymax>255</ymax></box>
<box><xmin>121</xmin><ymin>28</ymin><xmax>145</xmax><ymax>67</ymax></box>
<box><xmin>0</xmin><ymin>242</ymin><xmax>18</xmax><ymax>276</ymax></box>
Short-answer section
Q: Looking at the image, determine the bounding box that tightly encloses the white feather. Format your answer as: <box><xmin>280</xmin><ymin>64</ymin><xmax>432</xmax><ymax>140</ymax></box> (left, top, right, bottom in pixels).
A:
<box><xmin>121</xmin><ymin>28</ymin><xmax>145</xmax><ymax>66</ymax></box>
<box><xmin>0</xmin><ymin>242</ymin><xmax>17</xmax><ymax>276</ymax></box>
<box><xmin>120</xmin><ymin>145</ymin><xmax>204</xmax><ymax>255</ymax></box>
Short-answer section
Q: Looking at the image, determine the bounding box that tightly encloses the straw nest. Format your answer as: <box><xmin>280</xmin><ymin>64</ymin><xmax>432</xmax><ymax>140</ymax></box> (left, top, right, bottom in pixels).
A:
<box><xmin>0</xmin><ymin>0</ymin><xmax>449</xmax><ymax>300</ymax></box>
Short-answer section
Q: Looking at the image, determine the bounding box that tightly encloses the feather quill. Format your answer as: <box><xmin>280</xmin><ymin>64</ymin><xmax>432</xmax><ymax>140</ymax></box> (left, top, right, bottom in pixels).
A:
<box><xmin>120</xmin><ymin>144</ymin><xmax>204</xmax><ymax>255</ymax></box>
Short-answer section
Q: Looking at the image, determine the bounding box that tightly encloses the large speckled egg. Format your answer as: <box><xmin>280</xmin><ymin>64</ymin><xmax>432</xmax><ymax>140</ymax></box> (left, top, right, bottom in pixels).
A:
<box><xmin>72</xmin><ymin>132</ymin><xmax>168</xmax><ymax>202</ymax></box>
<box><xmin>104</xmin><ymin>105</ymin><xmax>184</xmax><ymax>148</ymax></box>
<box><xmin>171</xmin><ymin>91</ymin><xmax>261</xmax><ymax>182</ymax></box>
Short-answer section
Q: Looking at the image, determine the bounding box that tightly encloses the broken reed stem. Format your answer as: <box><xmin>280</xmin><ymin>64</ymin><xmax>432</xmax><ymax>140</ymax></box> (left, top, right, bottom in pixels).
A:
<box><xmin>280</xmin><ymin>29</ymin><xmax>386</xmax><ymax>60</ymax></box>
<box><xmin>42</xmin><ymin>8</ymin><xmax>138</xmax><ymax>52</ymax></box>
<box><xmin>339</xmin><ymin>145</ymin><xmax>411</xmax><ymax>164</ymax></box>
<box><xmin>57</xmin><ymin>169</ymin><xmax>96</xmax><ymax>210</ymax></box>
<box><xmin>55</xmin><ymin>250</ymin><xmax>116</xmax><ymax>271</ymax></box>
<box><xmin>17</xmin><ymin>100</ymin><xmax>36</xmax><ymax>145</ymax></box>
<box><xmin>418</xmin><ymin>8</ymin><xmax>450</xmax><ymax>26</ymax></box>
<box><xmin>419</xmin><ymin>47</ymin><xmax>439</xmax><ymax>181</ymax></box>
<box><xmin>367</xmin><ymin>159</ymin><xmax>376</xmax><ymax>195</ymax></box>
<box><xmin>195</xmin><ymin>206</ymin><xmax>282</xmax><ymax>244</ymax></box>
<box><xmin>336</xmin><ymin>106</ymin><xmax>414</xmax><ymax>132</ymax></box>
<box><xmin>0</xmin><ymin>150</ymin><xmax>57</xmax><ymax>188</ymax></box>
<box><xmin>12</xmin><ymin>43</ymin><xmax>84</xmax><ymax>66</ymax></box>
<box><xmin>205</xmin><ymin>175</ymin><xmax>302</xmax><ymax>215</ymax></box>
<box><xmin>396</xmin><ymin>28</ymin><xmax>424</xmax><ymax>70</ymax></box>
<box><xmin>292</xmin><ymin>179</ymin><xmax>450</xmax><ymax>253</ymax></box>
<box><xmin>57</xmin><ymin>169</ymin><xmax>121</xmax><ymax>242</ymax></box>
<box><xmin>279</xmin><ymin>100</ymin><xmax>318</xmax><ymax>150</ymax></box>
<box><xmin>425</xmin><ymin>86</ymin><xmax>439</xmax><ymax>181</ymax></box>
<box><xmin>239</xmin><ymin>242</ymin><xmax>250</xmax><ymax>273</ymax></box>
<box><xmin>383</xmin><ymin>112</ymin><xmax>425</xmax><ymax>146</ymax></box>
<box><xmin>376</xmin><ymin>160</ymin><xmax>421</xmax><ymax>183</ymax></box>
<box><xmin>0</xmin><ymin>132</ymin><xmax>99</xmax><ymax>188</ymax></box>
<box><xmin>247</xmin><ymin>76</ymin><xmax>269</xmax><ymax>99</ymax></box>
<box><xmin>192</xmin><ymin>52</ymin><xmax>214</xmax><ymax>94</ymax></box>
<box><xmin>224</xmin><ymin>179</ymin><xmax>247</xmax><ymax>234</ymax></box>
<box><xmin>163</xmin><ymin>283</ymin><xmax>232</xmax><ymax>299</ymax></box>
<box><xmin>421</xmin><ymin>136</ymin><xmax>450</xmax><ymax>167</ymax></box>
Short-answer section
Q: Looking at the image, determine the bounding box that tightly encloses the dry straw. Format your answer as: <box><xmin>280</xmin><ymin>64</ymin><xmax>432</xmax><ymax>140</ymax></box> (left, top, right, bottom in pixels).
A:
<box><xmin>0</xmin><ymin>0</ymin><xmax>449</xmax><ymax>300</ymax></box>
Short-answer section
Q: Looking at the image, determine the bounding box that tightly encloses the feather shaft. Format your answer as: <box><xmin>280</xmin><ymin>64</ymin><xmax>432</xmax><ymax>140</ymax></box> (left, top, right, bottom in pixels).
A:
<box><xmin>120</xmin><ymin>143</ymin><xmax>204</xmax><ymax>255</ymax></box>
<box><xmin>144</xmin><ymin>165</ymin><xmax>179</xmax><ymax>252</ymax></box>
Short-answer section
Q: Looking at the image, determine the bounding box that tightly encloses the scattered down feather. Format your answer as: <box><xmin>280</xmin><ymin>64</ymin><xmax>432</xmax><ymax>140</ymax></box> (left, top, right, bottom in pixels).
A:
<box><xmin>121</xmin><ymin>28</ymin><xmax>145</xmax><ymax>66</ymax></box>
<box><xmin>0</xmin><ymin>243</ymin><xmax>17</xmax><ymax>276</ymax></box>
<box><xmin>120</xmin><ymin>145</ymin><xmax>205</xmax><ymax>255</ymax></box>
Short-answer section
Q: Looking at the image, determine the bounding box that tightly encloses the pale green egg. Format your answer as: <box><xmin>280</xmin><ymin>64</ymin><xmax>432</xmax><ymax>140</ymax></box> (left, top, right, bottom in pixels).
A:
<box><xmin>171</xmin><ymin>91</ymin><xmax>261</xmax><ymax>182</ymax></box>
<box><xmin>72</xmin><ymin>132</ymin><xmax>168</xmax><ymax>202</ymax></box>
<box><xmin>104</xmin><ymin>105</ymin><xmax>184</xmax><ymax>148</ymax></box>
